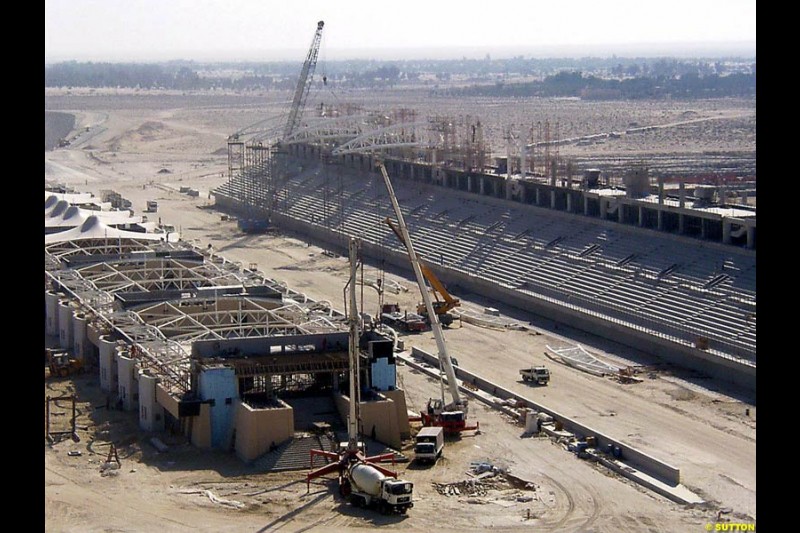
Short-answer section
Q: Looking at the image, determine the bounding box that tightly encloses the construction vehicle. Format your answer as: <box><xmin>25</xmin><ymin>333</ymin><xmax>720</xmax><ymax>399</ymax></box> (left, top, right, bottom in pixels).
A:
<box><xmin>345</xmin><ymin>462</ymin><xmax>414</xmax><ymax>514</ymax></box>
<box><xmin>520</xmin><ymin>365</ymin><xmax>550</xmax><ymax>385</ymax></box>
<box><xmin>145</xmin><ymin>200</ymin><xmax>158</xmax><ymax>213</ymax></box>
<box><xmin>379</xmin><ymin>303</ymin><xmax>428</xmax><ymax>333</ymax></box>
<box><xmin>378</xmin><ymin>162</ymin><xmax>478</xmax><ymax>436</ymax></box>
<box><xmin>414</xmin><ymin>426</ymin><xmax>444</xmax><ymax>464</ymax></box>
<box><xmin>46</xmin><ymin>349</ymin><xmax>84</xmax><ymax>378</ymax></box>
<box><xmin>306</xmin><ymin>238</ymin><xmax>414</xmax><ymax>514</ymax></box>
<box><xmin>385</xmin><ymin>217</ymin><xmax>460</xmax><ymax>327</ymax></box>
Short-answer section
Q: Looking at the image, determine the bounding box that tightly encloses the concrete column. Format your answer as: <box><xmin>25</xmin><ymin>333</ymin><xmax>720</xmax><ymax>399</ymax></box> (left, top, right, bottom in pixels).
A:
<box><xmin>678</xmin><ymin>213</ymin><xmax>685</xmax><ymax>234</ymax></box>
<box><xmin>722</xmin><ymin>220</ymin><xmax>732</xmax><ymax>244</ymax></box>
<box><xmin>535</xmin><ymin>187</ymin><xmax>541</xmax><ymax>206</ymax></box>
<box><xmin>600</xmin><ymin>198</ymin><xmax>607</xmax><ymax>219</ymax></box>
<box><xmin>410</xmin><ymin>164</ymin><xmax>415</xmax><ymax>181</ymax></box>
<box><xmin>679</xmin><ymin>182</ymin><xmax>686</xmax><ymax>208</ymax></box>
<box><xmin>584</xmin><ymin>196</ymin><xmax>589</xmax><ymax>216</ymax></box>
<box><xmin>58</xmin><ymin>300</ymin><xmax>73</xmax><ymax>350</ymax></box>
<box><xmin>701</xmin><ymin>218</ymin><xmax>707</xmax><ymax>239</ymax></box>
<box><xmin>45</xmin><ymin>290</ymin><xmax>62</xmax><ymax>336</ymax></box>
<box><xmin>479</xmin><ymin>177</ymin><xmax>486</xmax><ymax>196</ymax></box>
<box><xmin>566</xmin><ymin>193</ymin><xmax>572</xmax><ymax>213</ymax></box>
<box><xmin>98</xmin><ymin>335</ymin><xmax>117</xmax><ymax>393</ymax></box>
<box><xmin>638</xmin><ymin>206</ymin><xmax>644</xmax><ymax>227</ymax></box>
<box><xmin>72</xmin><ymin>311</ymin><xmax>88</xmax><ymax>362</ymax></box>
<box><xmin>117</xmin><ymin>351</ymin><xmax>137</xmax><ymax>412</ymax></box>
<box><xmin>658</xmin><ymin>177</ymin><xmax>664</xmax><ymax>205</ymax></box>
<box><xmin>618</xmin><ymin>203</ymin><xmax>624</xmax><ymax>223</ymax></box>
<box><xmin>658</xmin><ymin>209</ymin><xmax>663</xmax><ymax>231</ymax></box>
<box><xmin>506</xmin><ymin>179</ymin><xmax>513</xmax><ymax>200</ymax></box>
<box><xmin>747</xmin><ymin>226</ymin><xmax>755</xmax><ymax>249</ymax></box>
<box><xmin>550</xmin><ymin>190</ymin><xmax>556</xmax><ymax>209</ymax></box>
<box><xmin>139</xmin><ymin>371</ymin><xmax>165</xmax><ymax>432</ymax></box>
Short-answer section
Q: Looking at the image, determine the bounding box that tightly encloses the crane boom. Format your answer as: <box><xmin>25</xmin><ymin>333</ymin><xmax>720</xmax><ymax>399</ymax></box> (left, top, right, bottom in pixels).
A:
<box><xmin>283</xmin><ymin>20</ymin><xmax>325</xmax><ymax>140</ymax></box>
<box><xmin>385</xmin><ymin>217</ymin><xmax>460</xmax><ymax>318</ymax></box>
<box><xmin>377</xmin><ymin>163</ymin><xmax>463</xmax><ymax>411</ymax></box>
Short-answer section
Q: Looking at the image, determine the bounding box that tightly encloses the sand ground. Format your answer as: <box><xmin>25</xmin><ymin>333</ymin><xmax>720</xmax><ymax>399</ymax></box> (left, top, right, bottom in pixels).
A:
<box><xmin>45</xmin><ymin>89</ymin><xmax>756</xmax><ymax>532</ymax></box>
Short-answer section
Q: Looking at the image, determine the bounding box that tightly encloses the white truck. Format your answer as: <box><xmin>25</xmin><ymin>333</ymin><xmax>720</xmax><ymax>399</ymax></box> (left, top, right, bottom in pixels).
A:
<box><xmin>414</xmin><ymin>426</ymin><xmax>444</xmax><ymax>464</ymax></box>
<box><xmin>346</xmin><ymin>462</ymin><xmax>414</xmax><ymax>514</ymax></box>
<box><xmin>520</xmin><ymin>365</ymin><xmax>550</xmax><ymax>385</ymax></box>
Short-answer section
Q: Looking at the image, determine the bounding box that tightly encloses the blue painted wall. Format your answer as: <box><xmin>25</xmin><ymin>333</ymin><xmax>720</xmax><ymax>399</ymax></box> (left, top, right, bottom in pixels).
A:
<box><xmin>198</xmin><ymin>366</ymin><xmax>238</xmax><ymax>449</ymax></box>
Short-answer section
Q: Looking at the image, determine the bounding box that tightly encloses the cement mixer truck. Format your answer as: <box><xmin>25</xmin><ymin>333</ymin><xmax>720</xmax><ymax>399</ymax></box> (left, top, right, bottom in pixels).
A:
<box><xmin>345</xmin><ymin>462</ymin><xmax>414</xmax><ymax>514</ymax></box>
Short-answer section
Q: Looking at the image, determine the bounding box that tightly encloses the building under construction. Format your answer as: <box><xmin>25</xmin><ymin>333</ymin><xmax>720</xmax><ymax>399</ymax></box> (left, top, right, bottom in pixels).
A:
<box><xmin>45</xmin><ymin>189</ymin><xmax>411</xmax><ymax>464</ymax></box>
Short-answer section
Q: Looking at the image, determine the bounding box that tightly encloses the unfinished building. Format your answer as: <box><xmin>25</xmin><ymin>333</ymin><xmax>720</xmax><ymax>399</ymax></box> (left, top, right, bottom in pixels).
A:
<box><xmin>45</xmin><ymin>190</ymin><xmax>410</xmax><ymax>463</ymax></box>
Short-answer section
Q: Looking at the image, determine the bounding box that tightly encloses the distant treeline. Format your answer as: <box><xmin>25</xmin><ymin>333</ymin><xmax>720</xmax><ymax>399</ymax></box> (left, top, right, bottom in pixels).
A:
<box><xmin>45</xmin><ymin>57</ymin><xmax>756</xmax><ymax>98</ymax></box>
<box><xmin>453</xmin><ymin>70</ymin><xmax>757</xmax><ymax>99</ymax></box>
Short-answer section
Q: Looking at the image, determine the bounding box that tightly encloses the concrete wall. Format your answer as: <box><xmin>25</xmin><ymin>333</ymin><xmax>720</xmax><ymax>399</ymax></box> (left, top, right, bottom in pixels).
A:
<box><xmin>116</xmin><ymin>352</ymin><xmax>137</xmax><ymax>412</ymax></box>
<box><xmin>138</xmin><ymin>371</ymin><xmax>165</xmax><ymax>432</ymax></box>
<box><xmin>382</xmin><ymin>388</ymin><xmax>411</xmax><ymax>439</ymax></box>
<box><xmin>411</xmin><ymin>347</ymin><xmax>681</xmax><ymax>485</ymax></box>
<box><xmin>334</xmin><ymin>392</ymin><xmax>403</xmax><ymax>450</ymax></box>
<box><xmin>198</xmin><ymin>366</ymin><xmax>238</xmax><ymax>449</ymax></box>
<box><xmin>58</xmin><ymin>299</ymin><xmax>74</xmax><ymax>350</ymax></box>
<box><xmin>233</xmin><ymin>399</ymin><xmax>294</xmax><ymax>463</ymax></box>
<box><xmin>191</xmin><ymin>403</ymin><xmax>212</xmax><ymax>449</ymax></box>
<box><xmin>97</xmin><ymin>335</ymin><xmax>117</xmax><ymax>393</ymax></box>
<box><xmin>156</xmin><ymin>383</ymin><xmax>181</xmax><ymax>419</ymax></box>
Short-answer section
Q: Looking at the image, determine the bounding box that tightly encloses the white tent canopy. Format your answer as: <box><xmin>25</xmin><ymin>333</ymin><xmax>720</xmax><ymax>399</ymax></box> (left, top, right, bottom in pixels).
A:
<box><xmin>46</xmin><ymin>204</ymin><xmax>142</xmax><ymax>229</ymax></box>
<box><xmin>45</xmin><ymin>215</ymin><xmax>167</xmax><ymax>244</ymax></box>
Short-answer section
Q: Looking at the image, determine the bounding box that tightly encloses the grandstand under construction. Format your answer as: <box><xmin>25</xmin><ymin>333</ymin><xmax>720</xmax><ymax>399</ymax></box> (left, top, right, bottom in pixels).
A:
<box><xmin>213</xmin><ymin>128</ymin><xmax>756</xmax><ymax>392</ymax></box>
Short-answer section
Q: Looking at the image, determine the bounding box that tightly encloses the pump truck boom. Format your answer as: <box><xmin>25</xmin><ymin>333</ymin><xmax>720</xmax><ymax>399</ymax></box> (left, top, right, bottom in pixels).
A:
<box><xmin>377</xmin><ymin>162</ymin><xmax>478</xmax><ymax>435</ymax></box>
<box><xmin>305</xmin><ymin>238</ymin><xmax>414</xmax><ymax>514</ymax></box>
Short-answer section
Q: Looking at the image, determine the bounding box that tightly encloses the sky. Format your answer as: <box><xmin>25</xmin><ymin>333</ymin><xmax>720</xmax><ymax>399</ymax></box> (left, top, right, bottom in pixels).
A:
<box><xmin>45</xmin><ymin>0</ymin><xmax>756</xmax><ymax>63</ymax></box>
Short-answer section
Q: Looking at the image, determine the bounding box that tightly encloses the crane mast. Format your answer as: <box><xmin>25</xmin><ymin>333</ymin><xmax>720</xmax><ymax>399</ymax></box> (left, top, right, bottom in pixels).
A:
<box><xmin>283</xmin><ymin>20</ymin><xmax>325</xmax><ymax>140</ymax></box>
<box><xmin>377</xmin><ymin>162</ymin><xmax>464</xmax><ymax>413</ymax></box>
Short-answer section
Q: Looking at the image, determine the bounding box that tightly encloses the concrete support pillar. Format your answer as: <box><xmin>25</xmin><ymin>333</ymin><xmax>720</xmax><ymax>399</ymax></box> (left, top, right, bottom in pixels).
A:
<box><xmin>550</xmin><ymin>190</ymin><xmax>556</xmax><ymax>209</ymax></box>
<box><xmin>98</xmin><ymin>335</ymin><xmax>117</xmax><ymax>393</ymax></box>
<box><xmin>701</xmin><ymin>218</ymin><xmax>707</xmax><ymax>239</ymax></box>
<box><xmin>747</xmin><ymin>226</ymin><xmax>755</xmax><ymax>249</ymax></box>
<box><xmin>58</xmin><ymin>300</ymin><xmax>73</xmax><ymax>350</ymax></box>
<box><xmin>678</xmin><ymin>213</ymin><xmax>685</xmax><ymax>234</ymax></box>
<box><xmin>410</xmin><ymin>164</ymin><xmax>415</xmax><ymax>181</ymax></box>
<box><xmin>45</xmin><ymin>290</ymin><xmax>62</xmax><ymax>336</ymax></box>
<box><xmin>657</xmin><ymin>209</ymin><xmax>663</xmax><ymax>231</ymax></box>
<box><xmin>600</xmin><ymin>198</ymin><xmax>607</xmax><ymax>220</ymax></box>
<box><xmin>658</xmin><ymin>177</ymin><xmax>664</xmax><ymax>205</ymax></box>
<box><xmin>138</xmin><ymin>371</ymin><xmax>165</xmax><ymax>432</ymax></box>
<box><xmin>584</xmin><ymin>196</ymin><xmax>589</xmax><ymax>216</ymax></box>
<box><xmin>72</xmin><ymin>311</ymin><xmax>88</xmax><ymax>362</ymax></box>
<box><xmin>535</xmin><ymin>187</ymin><xmax>541</xmax><ymax>206</ymax></box>
<box><xmin>506</xmin><ymin>179</ymin><xmax>513</xmax><ymax>200</ymax></box>
<box><xmin>520</xmin><ymin>184</ymin><xmax>526</xmax><ymax>203</ymax></box>
<box><xmin>722</xmin><ymin>220</ymin><xmax>732</xmax><ymax>244</ymax></box>
<box><xmin>566</xmin><ymin>193</ymin><xmax>572</xmax><ymax>213</ymax></box>
<box><xmin>117</xmin><ymin>351</ymin><xmax>137</xmax><ymax>412</ymax></box>
<box><xmin>679</xmin><ymin>182</ymin><xmax>686</xmax><ymax>208</ymax></box>
<box><xmin>479</xmin><ymin>178</ymin><xmax>486</xmax><ymax>196</ymax></box>
<box><xmin>638</xmin><ymin>206</ymin><xmax>644</xmax><ymax>227</ymax></box>
<box><xmin>618</xmin><ymin>203</ymin><xmax>624</xmax><ymax>223</ymax></box>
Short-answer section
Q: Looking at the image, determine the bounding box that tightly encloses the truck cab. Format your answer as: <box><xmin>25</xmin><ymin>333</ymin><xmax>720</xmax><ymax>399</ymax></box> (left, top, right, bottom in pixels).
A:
<box><xmin>520</xmin><ymin>365</ymin><xmax>550</xmax><ymax>385</ymax></box>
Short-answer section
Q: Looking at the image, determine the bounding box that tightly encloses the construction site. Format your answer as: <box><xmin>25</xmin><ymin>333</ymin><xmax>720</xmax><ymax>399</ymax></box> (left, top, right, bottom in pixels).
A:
<box><xmin>45</xmin><ymin>20</ymin><xmax>756</xmax><ymax>533</ymax></box>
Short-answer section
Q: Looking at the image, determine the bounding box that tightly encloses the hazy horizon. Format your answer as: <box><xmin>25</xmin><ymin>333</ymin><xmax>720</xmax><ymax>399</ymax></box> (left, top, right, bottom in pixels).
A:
<box><xmin>46</xmin><ymin>0</ymin><xmax>755</xmax><ymax>64</ymax></box>
<box><xmin>45</xmin><ymin>39</ymin><xmax>756</xmax><ymax>64</ymax></box>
